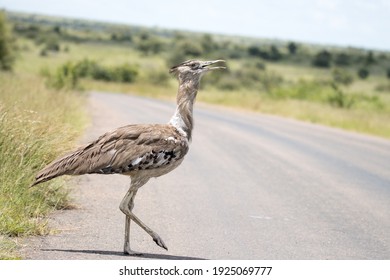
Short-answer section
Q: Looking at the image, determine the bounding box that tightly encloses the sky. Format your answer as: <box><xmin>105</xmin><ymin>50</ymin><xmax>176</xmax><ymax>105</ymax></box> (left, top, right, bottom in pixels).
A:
<box><xmin>1</xmin><ymin>0</ymin><xmax>389</xmax><ymax>51</ymax></box>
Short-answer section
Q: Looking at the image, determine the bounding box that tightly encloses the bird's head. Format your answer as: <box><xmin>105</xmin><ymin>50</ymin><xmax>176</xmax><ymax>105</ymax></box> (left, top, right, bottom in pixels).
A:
<box><xmin>169</xmin><ymin>59</ymin><xmax>226</xmax><ymax>81</ymax></box>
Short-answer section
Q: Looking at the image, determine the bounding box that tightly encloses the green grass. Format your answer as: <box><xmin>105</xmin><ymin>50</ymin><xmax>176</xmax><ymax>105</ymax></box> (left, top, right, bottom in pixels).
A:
<box><xmin>0</xmin><ymin>73</ymin><xmax>87</xmax><ymax>259</ymax></box>
<box><xmin>0</xmin><ymin>236</ymin><xmax>21</xmax><ymax>260</ymax></box>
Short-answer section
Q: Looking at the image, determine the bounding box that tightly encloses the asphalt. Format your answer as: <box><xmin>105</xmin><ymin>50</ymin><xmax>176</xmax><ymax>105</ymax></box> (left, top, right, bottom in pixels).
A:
<box><xmin>22</xmin><ymin>91</ymin><xmax>390</xmax><ymax>259</ymax></box>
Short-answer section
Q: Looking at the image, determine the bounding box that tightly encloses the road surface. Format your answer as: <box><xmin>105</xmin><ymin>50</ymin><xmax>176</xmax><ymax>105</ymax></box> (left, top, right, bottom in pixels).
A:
<box><xmin>23</xmin><ymin>91</ymin><xmax>390</xmax><ymax>259</ymax></box>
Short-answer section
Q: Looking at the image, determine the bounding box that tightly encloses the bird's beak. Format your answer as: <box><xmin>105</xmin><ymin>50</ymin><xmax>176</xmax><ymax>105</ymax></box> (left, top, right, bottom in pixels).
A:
<box><xmin>202</xmin><ymin>60</ymin><xmax>226</xmax><ymax>71</ymax></box>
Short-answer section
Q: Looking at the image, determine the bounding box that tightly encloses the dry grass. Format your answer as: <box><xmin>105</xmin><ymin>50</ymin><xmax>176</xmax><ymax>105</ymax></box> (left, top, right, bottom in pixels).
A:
<box><xmin>0</xmin><ymin>72</ymin><xmax>87</xmax><ymax>259</ymax></box>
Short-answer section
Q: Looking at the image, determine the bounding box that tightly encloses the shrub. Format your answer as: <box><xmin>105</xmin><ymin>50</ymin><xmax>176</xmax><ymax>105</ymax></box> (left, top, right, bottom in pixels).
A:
<box><xmin>313</xmin><ymin>50</ymin><xmax>332</xmax><ymax>68</ymax></box>
<box><xmin>44</xmin><ymin>59</ymin><xmax>139</xmax><ymax>88</ymax></box>
<box><xmin>357</xmin><ymin>68</ymin><xmax>369</xmax><ymax>79</ymax></box>
<box><xmin>329</xmin><ymin>83</ymin><xmax>354</xmax><ymax>108</ymax></box>
<box><xmin>287</xmin><ymin>42</ymin><xmax>298</xmax><ymax>55</ymax></box>
<box><xmin>136</xmin><ymin>37</ymin><xmax>164</xmax><ymax>55</ymax></box>
<box><xmin>113</xmin><ymin>64</ymin><xmax>138</xmax><ymax>83</ymax></box>
<box><xmin>44</xmin><ymin>40</ymin><xmax>60</xmax><ymax>52</ymax></box>
<box><xmin>74</xmin><ymin>59</ymin><xmax>99</xmax><ymax>78</ymax></box>
<box><xmin>248</xmin><ymin>45</ymin><xmax>282</xmax><ymax>61</ymax></box>
<box><xmin>365</xmin><ymin>51</ymin><xmax>375</xmax><ymax>65</ymax></box>
<box><xmin>269</xmin><ymin>45</ymin><xmax>282</xmax><ymax>61</ymax></box>
<box><xmin>334</xmin><ymin>53</ymin><xmax>350</xmax><ymax>66</ymax></box>
<box><xmin>332</xmin><ymin>68</ymin><xmax>353</xmax><ymax>86</ymax></box>
<box><xmin>91</xmin><ymin>65</ymin><xmax>113</xmax><ymax>81</ymax></box>
<box><xmin>45</xmin><ymin>62</ymin><xmax>79</xmax><ymax>89</ymax></box>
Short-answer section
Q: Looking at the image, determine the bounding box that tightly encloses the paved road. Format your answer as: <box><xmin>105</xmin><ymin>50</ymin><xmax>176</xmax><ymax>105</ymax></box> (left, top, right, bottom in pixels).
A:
<box><xmin>23</xmin><ymin>91</ymin><xmax>390</xmax><ymax>259</ymax></box>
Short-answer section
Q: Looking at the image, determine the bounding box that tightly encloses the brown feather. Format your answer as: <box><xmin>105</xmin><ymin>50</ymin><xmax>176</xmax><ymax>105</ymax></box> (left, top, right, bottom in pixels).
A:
<box><xmin>31</xmin><ymin>124</ymin><xmax>188</xmax><ymax>187</ymax></box>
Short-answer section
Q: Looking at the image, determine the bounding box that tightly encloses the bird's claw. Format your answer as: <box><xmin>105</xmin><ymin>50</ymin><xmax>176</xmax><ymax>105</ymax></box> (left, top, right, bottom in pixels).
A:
<box><xmin>153</xmin><ymin>235</ymin><xmax>168</xmax><ymax>250</ymax></box>
<box><xmin>124</xmin><ymin>248</ymin><xmax>143</xmax><ymax>256</ymax></box>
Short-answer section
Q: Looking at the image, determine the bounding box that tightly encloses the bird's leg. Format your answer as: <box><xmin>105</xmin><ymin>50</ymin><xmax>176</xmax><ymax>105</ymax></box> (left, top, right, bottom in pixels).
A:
<box><xmin>120</xmin><ymin>180</ymin><xmax>168</xmax><ymax>255</ymax></box>
<box><xmin>124</xmin><ymin>216</ymin><xmax>133</xmax><ymax>254</ymax></box>
<box><xmin>120</xmin><ymin>186</ymin><xmax>139</xmax><ymax>255</ymax></box>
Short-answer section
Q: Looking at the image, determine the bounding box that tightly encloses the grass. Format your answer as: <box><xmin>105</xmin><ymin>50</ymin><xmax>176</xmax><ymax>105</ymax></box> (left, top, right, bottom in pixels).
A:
<box><xmin>0</xmin><ymin>73</ymin><xmax>87</xmax><ymax>259</ymax></box>
<box><xmin>196</xmin><ymin>86</ymin><xmax>390</xmax><ymax>138</ymax></box>
<box><xmin>0</xmin><ymin>236</ymin><xmax>21</xmax><ymax>260</ymax></box>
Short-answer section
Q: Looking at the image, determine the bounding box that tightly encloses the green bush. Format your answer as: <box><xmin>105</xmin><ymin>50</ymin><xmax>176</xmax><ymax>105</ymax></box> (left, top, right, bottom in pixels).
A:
<box><xmin>90</xmin><ymin>64</ymin><xmax>113</xmax><ymax>81</ymax></box>
<box><xmin>43</xmin><ymin>59</ymin><xmax>139</xmax><ymax>89</ymax></box>
<box><xmin>287</xmin><ymin>42</ymin><xmax>298</xmax><ymax>55</ymax></box>
<box><xmin>334</xmin><ymin>53</ymin><xmax>350</xmax><ymax>66</ymax></box>
<box><xmin>357</xmin><ymin>68</ymin><xmax>369</xmax><ymax>79</ymax></box>
<box><xmin>329</xmin><ymin>83</ymin><xmax>354</xmax><ymax>108</ymax></box>
<box><xmin>332</xmin><ymin>68</ymin><xmax>353</xmax><ymax>86</ymax></box>
<box><xmin>114</xmin><ymin>64</ymin><xmax>138</xmax><ymax>83</ymax></box>
<box><xmin>45</xmin><ymin>62</ymin><xmax>79</xmax><ymax>89</ymax></box>
<box><xmin>74</xmin><ymin>58</ymin><xmax>99</xmax><ymax>78</ymax></box>
<box><xmin>313</xmin><ymin>50</ymin><xmax>332</xmax><ymax>68</ymax></box>
<box><xmin>89</xmin><ymin>63</ymin><xmax>138</xmax><ymax>83</ymax></box>
<box><xmin>136</xmin><ymin>36</ymin><xmax>165</xmax><ymax>55</ymax></box>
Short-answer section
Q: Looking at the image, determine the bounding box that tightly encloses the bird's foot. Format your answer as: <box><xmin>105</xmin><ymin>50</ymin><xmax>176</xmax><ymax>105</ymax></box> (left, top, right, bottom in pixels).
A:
<box><xmin>124</xmin><ymin>248</ymin><xmax>143</xmax><ymax>256</ymax></box>
<box><xmin>152</xmin><ymin>234</ymin><xmax>168</xmax><ymax>251</ymax></box>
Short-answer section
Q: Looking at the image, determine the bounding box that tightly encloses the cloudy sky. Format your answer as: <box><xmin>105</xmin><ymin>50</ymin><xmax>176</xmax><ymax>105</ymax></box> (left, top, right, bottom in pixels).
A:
<box><xmin>1</xmin><ymin>0</ymin><xmax>389</xmax><ymax>50</ymax></box>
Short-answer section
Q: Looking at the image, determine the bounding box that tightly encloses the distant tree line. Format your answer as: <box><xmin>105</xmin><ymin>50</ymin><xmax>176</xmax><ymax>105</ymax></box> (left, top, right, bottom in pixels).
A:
<box><xmin>6</xmin><ymin>11</ymin><xmax>390</xmax><ymax>84</ymax></box>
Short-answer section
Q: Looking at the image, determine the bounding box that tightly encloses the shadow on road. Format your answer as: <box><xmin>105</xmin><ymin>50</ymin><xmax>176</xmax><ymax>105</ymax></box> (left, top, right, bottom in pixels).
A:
<box><xmin>41</xmin><ymin>249</ymin><xmax>206</xmax><ymax>260</ymax></box>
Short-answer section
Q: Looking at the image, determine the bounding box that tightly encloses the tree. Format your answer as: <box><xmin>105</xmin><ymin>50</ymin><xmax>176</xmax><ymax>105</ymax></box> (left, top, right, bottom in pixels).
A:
<box><xmin>178</xmin><ymin>40</ymin><xmax>203</xmax><ymax>56</ymax></box>
<box><xmin>248</xmin><ymin>45</ymin><xmax>274</xmax><ymax>60</ymax></box>
<box><xmin>0</xmin><ymin>11</ymin><xmax>15</xmax><ymax>71</ymax></box>
<box><xmin>136</xmin><ymin>36</ymin><xmax>164</xmax><ymax>55</ymax></box>
<box><xmin>248</xmin><ymin>45</ymin><xmax>261</xmax><ymax>57</ymax></box>
<box><xmin>287</xmin><ymin>42</ymin><xmax>297</xmax><ymax>55</ymax></box>
<box><xmin>53</xmin><ymin>25</ymin><xmax>61</xmax><ymax>34</ymax></box>
<box><xmin>269</xmin><ymin>45</ymin><xmax>282</xmax><ymax>61</ymax></box>
<box><xmin>357</xmin><ymin>68</ymin><xmax>369</xmax><ymax>79</ymax></box>
<box><xmin>312</xmin><ymin>50</ymin><xmax>332</xmax><ymax>68</ymax></box>
<box><xmin>332</xmin><ymin>68</ymin><xmax>353</xmax><ymax>86</ymax></box>
<box><xmin>334</xmin><ymin>53</ymin><xmax>350</xmax><ymax>66</ymax></box>
<box><xmin>200</xmin><ymin>34</ymin><xmax>217</xmax><ymax>54</ymax></box>
<box><xmin>365</xmin><ymin>51</ymin><xmax>375</xmax><ymax>65</ymax></box>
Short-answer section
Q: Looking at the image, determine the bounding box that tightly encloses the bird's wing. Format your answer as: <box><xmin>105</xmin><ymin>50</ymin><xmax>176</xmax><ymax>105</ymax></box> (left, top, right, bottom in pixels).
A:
<box><xmin>32</xmin><ymin>124</ymin><xmax>189</xmax><ymax>186</ymax></box>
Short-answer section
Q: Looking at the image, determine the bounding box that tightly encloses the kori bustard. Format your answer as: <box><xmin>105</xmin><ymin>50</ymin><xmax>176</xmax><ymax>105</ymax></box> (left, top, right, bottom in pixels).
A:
<box><xmin>31</xmin><ymin>59</ymin><xmax>226</xmax><ymax>255</ymax></box>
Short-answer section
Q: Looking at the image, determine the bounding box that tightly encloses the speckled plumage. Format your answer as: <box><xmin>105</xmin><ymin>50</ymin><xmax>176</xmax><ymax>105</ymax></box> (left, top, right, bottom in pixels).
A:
<box><xmin>31</xmin><ymin>59</ymin><xmax>225</xmax><ymax>255</ymax></box>
<box><xmin>32</xmin><ymin>124</ymin><xmax>189</xmax><ymax>185</ymax></box>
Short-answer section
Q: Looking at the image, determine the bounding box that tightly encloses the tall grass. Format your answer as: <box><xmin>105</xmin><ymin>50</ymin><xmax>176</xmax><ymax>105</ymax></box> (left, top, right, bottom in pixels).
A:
<box><xmin>197</xmin><ymin>87</ymin><xmax>390</xmax><ymax>139</ymax></box>
<box><xmin>0</xmin><ymin>73</ymin><xmax>86</xmax><ymax>259</ymax></box>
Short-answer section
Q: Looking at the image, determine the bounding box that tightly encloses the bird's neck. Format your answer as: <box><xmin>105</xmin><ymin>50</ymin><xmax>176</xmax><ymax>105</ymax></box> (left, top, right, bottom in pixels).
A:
<box><xmin>169</xmin><ymin>79</ymin><xmax>199</xmax><ymax>140</ymax></box>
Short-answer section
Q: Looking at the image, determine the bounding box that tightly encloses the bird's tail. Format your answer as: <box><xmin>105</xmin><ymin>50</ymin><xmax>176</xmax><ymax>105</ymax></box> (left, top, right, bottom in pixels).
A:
<box><xmin>30</xmin><ymin>158</ymin><xmax>70</xmax><ymax>187</ymax></box>
<box><xmin>30</xmin><ymin>149</ymin><xmax>85</xmax><ymax>188</ymax></box>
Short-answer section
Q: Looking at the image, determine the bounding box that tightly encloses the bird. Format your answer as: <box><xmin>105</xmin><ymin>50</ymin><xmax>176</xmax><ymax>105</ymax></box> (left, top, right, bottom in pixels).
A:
<box><xmin>30</xmin><ymin>59</ymin><xmax>226</xmax><ymax>255</ymax></box>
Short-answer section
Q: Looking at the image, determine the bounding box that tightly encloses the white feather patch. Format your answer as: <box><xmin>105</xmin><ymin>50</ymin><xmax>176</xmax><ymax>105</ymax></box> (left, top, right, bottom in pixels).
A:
<box><xmin>131</xmin><ymin>157</ymin><xmax>143</xmax><ymax>165</ymax></box>
<box><xmin>169</xmin><ymin>108</ymin><xmax>187</xmax><ymax>137</ymax></box>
